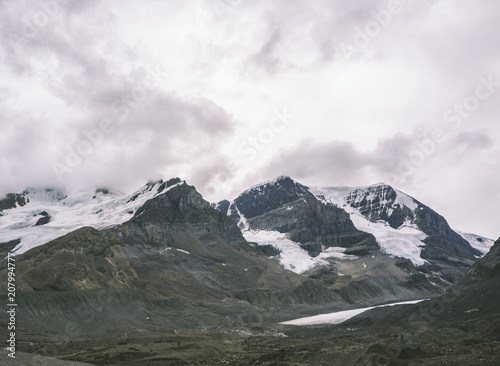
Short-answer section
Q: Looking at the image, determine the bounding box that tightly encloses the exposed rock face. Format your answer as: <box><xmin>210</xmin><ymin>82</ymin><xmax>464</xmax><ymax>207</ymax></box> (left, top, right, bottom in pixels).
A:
<box><xmin>249</xmin><ymin>196</ymin><xmax>377</xmax><ymax>256</ymax></box>
<box><xmin>345</xmin><ymin>185</ymin><xmax>413</xmax><ymax>229</ymax></box>
<box><xmin>0</xmin><ymin>180</ymin><xmax>347</xmax><ymax>339</ymax></box>
<box><xmin>342</xmin><ymin>183</ymin><xmax>481</xmax><ymax>282</ymax></box>
<box><xmin>34</xmin><ymin>211</ymin><xmax>51</xmax><ymax>226</ymax></box>
<box><xmin>0</xmin><ymin>192</ymin><xmax>27</xmax><ymax>211</ymax></box>
<box><xmin>229</xmin><ymin>176</ymin><xmax>317</xmax><ymax>220</ymax></box>
<box><xmin>350</xmin><ymin>238</ymin><xmax>500</xmax><ymax>328</ymax></box>
<box><xmin>211</xmin><ymin>199</ymin><xmax>230</xmax><ymax>215</ymax></box>
<box><xmin>221</xmin><ymin>176</ymin><xmax>378</xmax><ymax>257</ymax></box>
<box><xmin>416</xmin><ymin>206</ymin><xmax>480</xmax><ymax>265</ymax></box>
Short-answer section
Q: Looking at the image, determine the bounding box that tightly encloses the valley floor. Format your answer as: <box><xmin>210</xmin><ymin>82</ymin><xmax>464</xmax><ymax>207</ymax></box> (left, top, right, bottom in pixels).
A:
<box><xmin>14</xmin><ymin>321</ymin><xmax>500</xmax><ymax>366</ymax></box>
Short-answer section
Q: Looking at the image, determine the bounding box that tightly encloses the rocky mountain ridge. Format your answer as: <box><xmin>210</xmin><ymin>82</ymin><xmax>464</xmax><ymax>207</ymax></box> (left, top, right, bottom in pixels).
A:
<box><xmin>216</xmin><ymin>176</ymin><xmax>494</xmax><ymax>287</ymax></box>
<box><xmin>0</xmin><ymin>176</ymin><xmax>496</xmax><ymax>365</ymax></box>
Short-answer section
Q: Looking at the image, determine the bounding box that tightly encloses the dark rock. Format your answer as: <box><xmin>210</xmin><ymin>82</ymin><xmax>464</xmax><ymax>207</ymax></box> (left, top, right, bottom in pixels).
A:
<box><xmin>345</xmin><ymin>184</ymin><xmax>407</xmax><ymax>229</ymax></box>
<box><xmin>213</xmin><ymin>199</ymin><xmax>230</xmax><ymax>215</ymax></box>
<box><xmin>0</xmin><ymin>192</ymin><xmax>27</xmax><ymax>211</ymax></box>
<box><xmin>0</xmin><ymin>180</ymin><xmax>343</xmax><ymax>339</ymax></box>
<box><xmin>230</xmin><ymin>176</ymin><xmax>316</xmax><ymax>220</ymax></box>
<box><xmin>251</xmin><ymin>243</ymin><xmax>280</xmax><ymax>257</ymax></box>
<box><xmin>35</xmin><ymin>216</ymin><xmax>51</xmax><ymax>226</ymax></box>
<box><xmin>228</xmin><ymin>177</ymin><xmax>378</xmax><ymax>256</ymax></box>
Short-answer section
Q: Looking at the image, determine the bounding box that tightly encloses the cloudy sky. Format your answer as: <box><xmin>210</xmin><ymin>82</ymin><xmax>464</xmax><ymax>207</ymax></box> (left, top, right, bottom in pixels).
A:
<box><xmin>0</xmin><ymin>0</ymin><xmax>499</xmax><ymax>238</ymax></box>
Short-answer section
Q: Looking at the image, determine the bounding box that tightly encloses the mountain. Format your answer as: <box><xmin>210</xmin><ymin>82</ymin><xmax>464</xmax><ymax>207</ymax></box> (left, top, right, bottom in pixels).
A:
<box><xmin>223</xmin><ymin>176</ymin><xmax>378</xmax><ymax>259</ymax></box>
<box><xmin>312</xmin><ymin>183</ymin><xmax>491</xmax><ymax>283</ymax></box>
<box><xmin>0</xmin><ymin>177</ymin><xmax>496</xmax><ymax>365</ymax></box>
<box><xmin>0</xmin><ymin>178</ymin><xmax>349</xmax><ymax>342</ymax></box>
<box><xmin>455</xmin><ymin>230</ymin><xmax>496</xmax><ymax>255</ymax></box>
<box><xmin>1</xmin><ymin>176</ymin><xmax>492</xmax><ymax>303</ymax></box>
<box><xmin>326</xmin><ymin>237</ymin><xmax>500</xmax><ymax>365</ymax></box>
<box><xmin>432</xmin><ymin>237</ymin><xmax>500</xmax><ymax>326</ymax></box>
<box><xmin>314</xmin><ymin>183</ymin><xmax>480</xmax><ymax>259</ymax></box>
<box><xmin>215</xmin><ymin>177</ymin><xmax>494</xmax><ymax>297</ymax></box>
<box><xmin>0</xmin><ymin>179</ymin><xmax>184</xmax><ymax>255</ymax></box>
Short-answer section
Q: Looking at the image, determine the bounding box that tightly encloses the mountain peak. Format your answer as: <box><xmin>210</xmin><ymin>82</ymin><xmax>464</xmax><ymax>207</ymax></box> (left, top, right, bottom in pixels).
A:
<box><xmin>232</xmin><ymin>176</ymin><xmax>315</xmax><ymax>220</ymax></box>
<box><xmin>0</xmin><ymin>177</ymin><xmax>187</xmax><ymax>254</ymax></box>
<box><xmin>241</xmin><ymin>175</ymin><xmax>297</xmax><ymax>194</ymax></box>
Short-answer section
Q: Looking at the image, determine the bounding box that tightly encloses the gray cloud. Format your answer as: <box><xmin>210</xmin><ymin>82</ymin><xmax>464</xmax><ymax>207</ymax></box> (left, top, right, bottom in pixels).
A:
<box><xmin>254</xmin><ymin>127</ymin><xmax>499</xmax><ymax>238</ymax></box>
<box><xmin>0</xmin><ymin>0</ymin><xmax>499</xmax><ymax>239</ymax></box>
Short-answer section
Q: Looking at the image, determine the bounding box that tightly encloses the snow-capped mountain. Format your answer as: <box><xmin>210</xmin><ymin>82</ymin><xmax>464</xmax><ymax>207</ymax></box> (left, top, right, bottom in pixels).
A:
<box><xmin>0</xmin><ymin>178</ymin><xmax>184</xmax><ymax>254</ymax></box>
<box><xmin>3</xmin><ymin>175</ymin><xmax>493</xmax><ymax>276</ymax></box>
<box><xmin>216</xmin><ymin>177</ymin><xmax>495</xmax><ymax>283</ymax></box>
<box><xmin>3</xmin><ymin>178</ymin><xmax>351</xmax><ymax>342</ymax></box>
<box><xmin>455</xmin><ymin>231</ymin><xmax>496</xmax><ymax>255</ymax></box>
<box><xmin>1</xmin><ymin>174</ymin><xmax>496</xmax><ymax>341</ymax></box>
<box><xmin>312</xmin><ymin>183</ymin><xmax>484</xmax><ymax>266</ymax></box>
<box><xmin>215</xmin><ymin>176</ymin><xmax>379</xmax><ymax>273</ymax></box>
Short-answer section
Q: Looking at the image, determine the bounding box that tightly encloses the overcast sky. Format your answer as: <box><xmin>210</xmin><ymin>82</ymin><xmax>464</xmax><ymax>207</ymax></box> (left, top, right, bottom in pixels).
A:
<box><xmin>0</xmin><ymin>0</ymin><xmax>499</xmax><ymax>238</ymax></box>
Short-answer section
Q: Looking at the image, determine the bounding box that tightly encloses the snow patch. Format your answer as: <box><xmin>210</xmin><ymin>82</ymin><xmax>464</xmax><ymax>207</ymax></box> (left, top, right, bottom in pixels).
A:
<box><xmin>311</xmin><ymin>186</ymin><xmax>427</xmax><ymax>267</ymax></box>
<box><xmin>394</xmin><ymin>188</ymin><xmax>418</xmax><ymax>211</ymax></box>
<box><xmin>233</xmin><ymin>204</ymin><xmax>249</xmax><ymax>231</ymax></box>
<box><xmin>349</xmin><ymin>213</ymin><xmax>427</xmax><ymax>267</ymax></box>
<box><xmin>456</xmin><ymin>230</ymin><xmax>495</xmax><ymax>256</ymax></box>
<box><xmin>243</xmin><ymin>230</ymin><xmax>357</xmax><ymax>274</ymax></box>
<box><xmin>281</xmin><ymin>299</ymin><xmax>428</xmax><ymax>326</ymax></box>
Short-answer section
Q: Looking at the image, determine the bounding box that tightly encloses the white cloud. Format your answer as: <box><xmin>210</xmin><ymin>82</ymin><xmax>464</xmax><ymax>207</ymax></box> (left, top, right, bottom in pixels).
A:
<box><xmin>0</xmin><ymin>0</ymin><xmax>498</xmax><ymax>239</ymax></box>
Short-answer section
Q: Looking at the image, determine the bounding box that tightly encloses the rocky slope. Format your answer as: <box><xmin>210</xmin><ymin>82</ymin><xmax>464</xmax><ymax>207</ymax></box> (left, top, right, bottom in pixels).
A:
<box><xmin>214</xmin><ymin>177</ymin><xmax>447</xmax><ymax>305</ymax></box>
<box><xmin>313</xmin><ymin>183</ymin><xmax>489</xmax><ymax>284</ymax></box>
<box><xmin>15</xmin><ymin>241</ymin><xmax>499</xmax><ymax>366</ymax></box>
<box><xmin>0</xmin><ymin>178</ymin><xmax>349</xmax><ymax>341</ymax></box>
<box><xmin>212</xmin><ymin>177</ymin><xmax>496</xmax><ymax>307</ymax></box>
<box><xmin>218</xmin><ymin>176</ymin><xmax>378</xmax><ymax>258</ymax></box>
<box><xmin>220</xmin><ymin>177</ymin><xmax>490</xmax><ymax>281</ymax></box>
<box><xmin>0</xmin><ymin>177</ymin><xmax>496</xmax><ymax>365</ymax></box>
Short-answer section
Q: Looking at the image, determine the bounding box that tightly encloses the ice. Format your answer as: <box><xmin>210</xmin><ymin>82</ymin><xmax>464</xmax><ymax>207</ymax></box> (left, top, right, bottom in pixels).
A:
<box><xmin>455</xmin><ymin>230</ymin><xmax>495</xmax><ymax>256</ymax></box>
<box><xmin>349</xmin><ymin>213</ymin><xmax>428</xmax><ymax>266</ymax></box>
<box><xmin>0</xmin><ymin>181</ymin><xmax>184</xmax><ymax>255</ymax></box>
<box><xmin>311</xmin><ymin>185</ymin><xmax>428</xmax><ymax>267</ymax></box>
<box><xmin>233</xmin><ymin>204</ymin><xmax>249</xmax><ymax>231</ymax></box>
<box><xmin>280</xmin><ymin>299</ymin><xmax>428</xmax><ymax>325</ymax></box>
<box><xmin>394</xmin><ymin>188</ymin><xmax>418</xmax><ymax>211</ymax></box>
<box><xmin>243</xmin><ymin>230</ymin><xmax>357</xmax><ymax>274</ymax></box>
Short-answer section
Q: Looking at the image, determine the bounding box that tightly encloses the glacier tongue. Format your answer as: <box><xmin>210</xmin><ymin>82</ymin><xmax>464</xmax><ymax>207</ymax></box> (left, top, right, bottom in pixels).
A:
<box><xmin>311</xmin><ymin>185</ymin><xmax>428</xmax><ymax>267</ymax></box>
<box><xmin>348</xmin><ymin>212</ymin><xmax>428</xmax><ymax>267</ymax></box>
<box><xmin>243</xmin><ymin>229</ymin><xmax>358</xmax><ymax>274</ymax></box>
